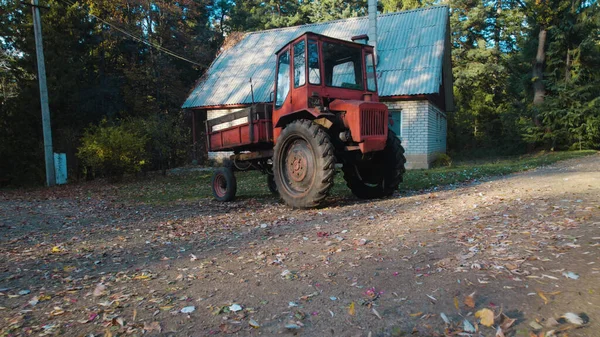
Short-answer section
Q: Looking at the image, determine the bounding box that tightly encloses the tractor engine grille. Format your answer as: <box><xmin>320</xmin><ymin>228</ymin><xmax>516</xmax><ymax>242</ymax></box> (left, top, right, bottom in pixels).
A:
<box><xmin>360</xmin><ymin>109</ymin><xmax>387</xmax><ymax>136</ymax></box>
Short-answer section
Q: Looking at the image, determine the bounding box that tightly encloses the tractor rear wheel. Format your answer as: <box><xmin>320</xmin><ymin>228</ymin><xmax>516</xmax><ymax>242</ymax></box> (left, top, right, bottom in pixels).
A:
<box><xmin>211</xmin><ymin>167</ymin><xmax>237</xmax><ymax>201</ymax></box>
<box><xmin>273</xmin><ymin>119</ymin><xmax>335</xmax><ymax>208</ymax></box>
<box><xmin>343</xmin><ymin>130</ymin><xmax>406</xmax><ymax>199</ymax></box>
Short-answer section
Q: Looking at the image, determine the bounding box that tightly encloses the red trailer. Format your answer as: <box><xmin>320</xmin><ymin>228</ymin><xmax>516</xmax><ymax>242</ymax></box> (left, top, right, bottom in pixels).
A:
<box><xmin>208</xmin><ymin>32</ymin><xmax>406</xmax><ymax>208</ymax></box>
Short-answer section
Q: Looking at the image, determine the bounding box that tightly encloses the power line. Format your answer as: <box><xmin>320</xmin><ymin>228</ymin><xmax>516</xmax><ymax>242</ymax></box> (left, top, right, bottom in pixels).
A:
<box><xmin>56</xmin><ymin>0</ymin><xmax>205</xmax><ymax>67</ymax></box>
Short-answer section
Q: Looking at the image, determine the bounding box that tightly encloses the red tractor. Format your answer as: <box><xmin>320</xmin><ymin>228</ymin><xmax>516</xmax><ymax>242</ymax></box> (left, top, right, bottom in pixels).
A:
<box><xmin>208</xmin><ymin>32</ymin><xmax>405</xmax><ymax>208</ymax></box>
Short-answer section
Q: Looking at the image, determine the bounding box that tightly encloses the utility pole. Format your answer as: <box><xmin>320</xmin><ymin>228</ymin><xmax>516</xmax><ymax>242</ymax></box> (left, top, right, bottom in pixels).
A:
<box><xmin>31</xmin><ymin>0</ymin><xmax>55</xmax><ymax>186</ymax></box>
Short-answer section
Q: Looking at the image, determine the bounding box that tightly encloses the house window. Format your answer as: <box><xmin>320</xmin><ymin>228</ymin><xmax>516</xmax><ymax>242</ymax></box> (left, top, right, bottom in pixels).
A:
<box><xmin>389</xmin><ymin>109</ymin><xmax>402</xmax><ymax>137</ymax></box>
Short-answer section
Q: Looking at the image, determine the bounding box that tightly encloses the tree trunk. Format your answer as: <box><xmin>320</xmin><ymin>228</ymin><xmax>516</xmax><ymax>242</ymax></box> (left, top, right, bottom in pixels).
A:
<box><xmin>532</xmin><ymin>27</ymin><xmax>547</xmax><ymax>126</ymax></box>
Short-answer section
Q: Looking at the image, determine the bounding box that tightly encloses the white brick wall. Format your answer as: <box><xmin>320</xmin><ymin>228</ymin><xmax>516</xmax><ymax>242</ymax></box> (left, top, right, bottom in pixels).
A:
<box><xmin>384</xmin><ymin>100</ymin><xmax>447</xmax><ymax>169</ymax></box>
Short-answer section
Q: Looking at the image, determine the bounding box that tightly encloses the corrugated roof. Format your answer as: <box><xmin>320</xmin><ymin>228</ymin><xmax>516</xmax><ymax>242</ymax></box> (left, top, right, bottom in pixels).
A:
<box><xmin>182</xmin><ymin>5</ymin><xmax>450</xmax><ymax>109</ymax></box>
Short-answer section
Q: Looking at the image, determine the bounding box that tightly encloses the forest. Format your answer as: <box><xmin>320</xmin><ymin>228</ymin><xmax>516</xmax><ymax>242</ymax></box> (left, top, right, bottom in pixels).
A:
<box><xmin>1</xmin><ymin>0</ymin><xmax>599</xmax><ymax>185</ymax></box>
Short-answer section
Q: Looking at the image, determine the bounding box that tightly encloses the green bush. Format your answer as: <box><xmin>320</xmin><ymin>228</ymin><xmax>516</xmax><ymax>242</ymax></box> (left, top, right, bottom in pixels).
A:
<box><xmin>128</xmin><ymin>114</ymin><xmax>189</xmax><ymax>174</ymax></box>
<box><xmin>77</xmin><ymin>121</ymin><xmax>148</xmax><ymax>180</ymax></box>
<box><xmin>431</xmin><ymin>153</ymin><xmax>453</xmax><ymax>168</ymax></box>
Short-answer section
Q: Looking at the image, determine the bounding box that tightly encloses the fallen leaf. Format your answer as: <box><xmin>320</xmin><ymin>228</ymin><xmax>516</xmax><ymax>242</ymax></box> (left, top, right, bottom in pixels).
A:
<box><xmin>453</xmin><ymin>296</ymin><xmax>459</xmax><ymax>310</ymax></box>
<box><xmin>537</xmin><ymin>291</ymin><xmax>548</xmax><ymax>305</ymax></box>
<box><xmin>562</xmin><ymin>271</ymin><xmax>579</xmax><ymax>280</ymax></box>
<box><xmin>348</xmin><ymin>302</ymin><xmax>355</xmax><ymax>316</ymax></box>
<box><xmin>562</xmin><ymin>312</ymin><xmax>583</xmax><ymax>325</ymax></box>
<box><xmin>475</xmin><ymin>308</ymin><xmax>494</xmax><ymax>327</ymax></box>
<box><xmin>495</xmin><ymin>327</ymin><xmax>505</xmax><ymax>337</ymax></box>
<box><xmin>180</xmin><ymin>306</ymin><xmax>195</xmax><ymax>314</ymax></box>
<box><xmin>463</xmin><ymin>319</ymin><xmax>476</xmax><ymax>333</ymax></box>
<box><xmin>219</xmin><ymin>323</ymin><xmax>242</xmax><ymax>334</ymax></box>
<box><xmin>499</xmin><ymin>313</ymin><xmax>516</xmax><ymax>330</ymax></box>
<box><xmin>93</xmin><ymin>284</ymin><xmax>106</xmax><ymax>297</ymax></box>
<box><xmin>143</xmin><ymin>321</ymin><xmax>161</xmax><ymax>333</ymax></box>
<box><xmin>440</xmin><ymin>312</ymin><xmax>450</xmax><ymax>324</ymax></box>
<box><xmin>249</xmin><ymin>318</ymin><xmax>260</xmax><ymax>328</ymax></box>
<box><xmin>28</xmin><ymin>296</ymin><xmax>39</xmax><ymax>307</ymax></box>
<box><xmin>51</xmin><ymin>246</ymin><xmax>62</xmax><ymax>253</ymax></box>
<box><xmin>372</xmin><ymin>308</ymin><xmax>382</xmax><ymax>320</ymax></box>
<box><xmin>410</xmin><ymin>312</ymin><xmax>423</xmax><ymax>317</ymax></box>
<box><xmin>464</xmin><ymin>292</ymin><xmax>476</xmax><ymax>308</ymax></box>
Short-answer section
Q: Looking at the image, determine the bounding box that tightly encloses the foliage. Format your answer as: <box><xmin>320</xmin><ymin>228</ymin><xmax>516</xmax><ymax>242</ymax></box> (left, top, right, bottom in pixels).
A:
<box><xmin>77</xmin><ymin>120</ymin><xmax>148</xmax><ymax>180</ymax></box>
<box><xmin>431</xmin><ymin>153</ymin><xmax>453</xmax><ymax>168</ymax></box>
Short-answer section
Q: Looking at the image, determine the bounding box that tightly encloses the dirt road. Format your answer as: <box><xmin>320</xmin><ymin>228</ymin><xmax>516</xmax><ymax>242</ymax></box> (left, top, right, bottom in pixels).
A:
<box><xmin>1</xmin><ymin>154</ymin><xmax>599</xmax><ymax>336</ymax></box>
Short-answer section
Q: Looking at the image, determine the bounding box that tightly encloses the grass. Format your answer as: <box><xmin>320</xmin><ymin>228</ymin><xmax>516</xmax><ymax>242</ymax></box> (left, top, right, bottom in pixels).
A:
<box><xmin>116</xmin><ymin>150</ymin><xmax>597</xmax><ymax>204</ymax></box>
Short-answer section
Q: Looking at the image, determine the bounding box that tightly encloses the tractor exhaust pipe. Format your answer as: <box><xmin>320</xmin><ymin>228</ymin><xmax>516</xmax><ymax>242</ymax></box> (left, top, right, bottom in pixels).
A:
<box><xmin>368</xmin><ymin>0</ymin><xmax>378</xmax><ymax>65</ymax></box>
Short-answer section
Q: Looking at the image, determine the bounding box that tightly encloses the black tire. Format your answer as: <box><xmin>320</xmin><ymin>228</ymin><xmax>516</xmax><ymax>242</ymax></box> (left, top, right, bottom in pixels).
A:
<box><xmin>267</xmin><ymin>174</ymin><xmax>278</xmax><ymax>195</ymax></box>
<box><xmin>211</xmin><ymin>167</ymin><xmax>237</xmax><ymax>201</ymax></box>
<box><xmin>343</xmin><ymin>130</ymin><xmax>406</xmax><ymax>199</ymax></box>
<box><xmin>273</xmin><ymin>119</ymin><xmax>335</xmax><ymax>208</ymax></box>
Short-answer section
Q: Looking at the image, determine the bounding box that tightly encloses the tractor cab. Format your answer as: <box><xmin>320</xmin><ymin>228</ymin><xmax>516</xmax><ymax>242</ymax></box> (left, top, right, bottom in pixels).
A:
<box><xmin>273</xmin><ymin>32</ymin><xmax>389</xmax><ymax>153</ymax></box>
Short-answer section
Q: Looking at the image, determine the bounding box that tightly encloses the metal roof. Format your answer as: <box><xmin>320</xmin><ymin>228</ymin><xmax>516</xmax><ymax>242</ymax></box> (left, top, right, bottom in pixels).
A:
<box><xmin>182</xmin><ymin>5</ymin><xmax>450</xmax><ymax>109</ymax></box>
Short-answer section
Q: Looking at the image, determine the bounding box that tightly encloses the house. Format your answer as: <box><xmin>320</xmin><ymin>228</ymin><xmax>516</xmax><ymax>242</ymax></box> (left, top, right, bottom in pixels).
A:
<box><xmin>182</xmin><ymin>5</ymin><xmax>453</xmax><ymax>169</ymax></box>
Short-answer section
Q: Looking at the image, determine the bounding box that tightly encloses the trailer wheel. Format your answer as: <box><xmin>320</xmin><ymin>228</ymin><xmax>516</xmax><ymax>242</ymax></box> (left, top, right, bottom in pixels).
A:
<box><xmin>212</xmin><ymin>167</ymin><xmax>237</xmax><ymax>202</ymax></box>
<box><xmin>267</xmin><ymin>174</ymin><xmax>278</xmax><ymax>195</ymax></box>
<box><xmin>343</xmin><ymin>130</ymin><xmax>406</xmax><ymax>199</ymax></box>
<box><xmin>273</xmin><ymin>119</ymin><xmax>335</xmax><ymax>208</ymax></box>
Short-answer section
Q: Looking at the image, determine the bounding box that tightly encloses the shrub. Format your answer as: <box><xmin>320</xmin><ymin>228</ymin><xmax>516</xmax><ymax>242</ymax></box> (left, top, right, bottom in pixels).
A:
<box><xmin>431</xmin><ymin>153</ymin><xmax>453</xmax><ymax>168</ymax></box>
<box><xmin>77</xmin><ymin>120</ymin><xmax>148</xmax><ymax>180</ymax></box>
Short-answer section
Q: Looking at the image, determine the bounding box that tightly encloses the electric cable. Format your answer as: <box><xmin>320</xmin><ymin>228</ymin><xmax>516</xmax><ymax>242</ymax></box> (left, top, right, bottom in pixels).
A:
<box><xmin>55</xmin><ymin>0</ymin><xmax>204</xmax><ymax>67</ymax></box>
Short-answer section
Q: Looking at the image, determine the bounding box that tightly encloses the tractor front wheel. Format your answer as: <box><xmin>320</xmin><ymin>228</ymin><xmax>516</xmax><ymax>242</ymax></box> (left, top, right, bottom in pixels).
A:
<box><xmin>343</xmin><ymin>130</ymin><xmax>406</xmax><ymax>199</ymax></box>
<box><xmin>273</xmin><ymin>120</ymin><xmax>335</xmax><ymax>208</ymax></box>
<box><xmin>211</xmin><ymin>167</ymin><xmax>237</xmax><ymax>201</ymax></box>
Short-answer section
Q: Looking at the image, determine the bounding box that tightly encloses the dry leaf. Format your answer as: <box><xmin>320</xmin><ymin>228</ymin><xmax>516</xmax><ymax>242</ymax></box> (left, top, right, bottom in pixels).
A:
<box><xmin>454</xmin><ymin>296</ymin><xmax>459</xmax><ymax>310</ymax></box>
<box><xmin>495</xmin><ymin>327</ymin><xmax>505</xmax><ymax>337</ymax></box>
<box><xmin>410</xmin><ymin>312</ymin><xmax>423</xmax><ymax>317</ymax></box>
<box><xmin>537</xmin><ymin>291</ymin><xmax>548</xmax><ymax>305</ymax></box>
<box><xmin>475</xmin><ymin>308</ymin><xmax>494</xmax><ymax>327</ymax></box>
<box><xmin>132</xmin><ymin>309</ymin><xmax>137</xmax><ymax>322</ymax></box>
<box><xmin>93</xmin><ymin>283</ymin><xmax>106</xmax><ymax>297</ymax></box>
<box><xmin>372</xmin><ymin>308</ymin><xmax>382</xmax><ymax>320</ymax></box>
<box><xmin>499</xmin><ymin>313</ymin><xmax>516</xmax><ymax>330</ymax></box>
<box><xmin>464</xmin><ymin>291</ymin><xmax>476</xmax><ymax>308</ymax></box>
<box><xmin>219</xmin><ymin>323</ymin><xmax>242</xmax><ymax>334</ymax></box>
<box><xmin>348</xmin><ymin>302</ymin><xmax>355</xmax><ymax>316</ymax></box>
<box><xmin>562</xmin><ymin>312</ymin><xmax>583</xmax><ymax>325</ymax></box>
<box><xmin>143</xmin><ymin>321</ymin><xmax>161</xmax><ymax>333</ymax></box>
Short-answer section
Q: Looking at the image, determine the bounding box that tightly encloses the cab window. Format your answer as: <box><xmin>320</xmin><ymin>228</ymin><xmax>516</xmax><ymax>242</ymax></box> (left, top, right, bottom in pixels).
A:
<box><xmin>323</xmin><ymin>42</ymin><xmax>363</xmax><ymax>90</ymax></box>
<box><xmin>365</xmin><ymin>52</ymin><xmax>376</xmax><ymax>92</ymax></box>
<box><xmin>308</xmin><ymin>39</ymin><xmax>320</xmax><ymax>85</ymax></box>
<box><xmin>275</xmin><ymin>49</ymin><xmax>290</xmax><ymax>108</ymax></box>
<box><xmin>293</xmin><ymin>41</ymin><xmax>306</xmax><ymax>88</ymax></box>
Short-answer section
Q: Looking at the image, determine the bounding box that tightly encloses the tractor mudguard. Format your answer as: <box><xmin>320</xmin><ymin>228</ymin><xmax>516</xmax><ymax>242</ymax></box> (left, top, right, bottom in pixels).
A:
<box><xmin>274</xmin><ymin>108</ymin><xmax>335</xmax><ymax>129</ymax></box>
